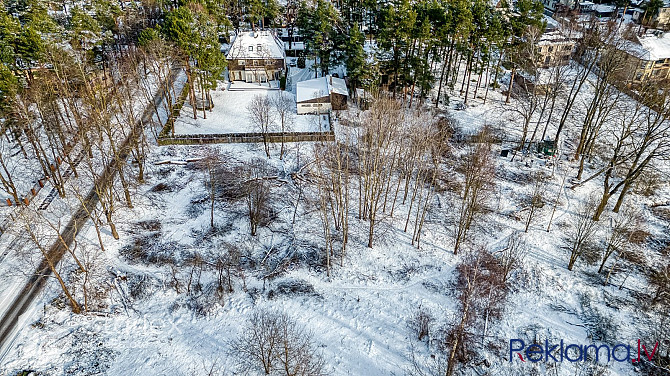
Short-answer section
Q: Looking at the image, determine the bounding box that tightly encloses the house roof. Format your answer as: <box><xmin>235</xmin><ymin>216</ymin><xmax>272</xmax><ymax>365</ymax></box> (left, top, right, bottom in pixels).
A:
<box><xmin>226</xmin><ymin>31</ymin><xmax>285</xmax><ymax>60</ymax></box>
<box><xmin>628</xmin><ymin>32</ymin><xmax>670</xmax><ymax>61</ymax></box>
<box><xmin>538</xmin><ymin>30</ymin><xmax>577</xmax><ymax>45</ymax></box>
<box><xmin>296</xmin><ymin>75</ymin><xmax>348</xmax><ymax>103</ymax></box>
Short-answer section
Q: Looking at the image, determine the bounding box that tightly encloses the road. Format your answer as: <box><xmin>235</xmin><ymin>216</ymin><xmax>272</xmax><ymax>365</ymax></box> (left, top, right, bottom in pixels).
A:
<box><xmin>0</xmin><ymin>63</ymin><xmax>182</xmax><ymax>362</ymax></box>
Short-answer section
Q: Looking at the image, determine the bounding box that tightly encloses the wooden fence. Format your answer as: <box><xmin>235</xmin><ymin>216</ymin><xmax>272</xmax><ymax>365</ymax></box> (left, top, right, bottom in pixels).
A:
<box><xmin>158</xmin><ymin>130</ymin><xmax>335</xmax><ymax>145</ymax></box>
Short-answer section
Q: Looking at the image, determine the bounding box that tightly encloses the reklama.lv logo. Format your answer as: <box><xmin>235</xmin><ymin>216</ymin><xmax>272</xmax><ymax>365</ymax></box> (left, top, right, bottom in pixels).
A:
<box><xmin>510</xmin><ymin>339</ymin><xmax>659</xmax><ymax>363</ymax></box>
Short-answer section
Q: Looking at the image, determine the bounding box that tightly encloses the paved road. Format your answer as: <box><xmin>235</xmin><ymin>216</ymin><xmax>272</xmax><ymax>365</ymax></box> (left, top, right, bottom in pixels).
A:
<box><xmin>0</xmin><ymin>63</ymin><xmax>181</xmax><ymax>361</ymax></box>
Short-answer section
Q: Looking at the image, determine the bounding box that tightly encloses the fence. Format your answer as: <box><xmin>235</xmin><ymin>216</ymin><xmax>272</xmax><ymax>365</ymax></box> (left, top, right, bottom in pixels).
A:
<box><xmin>157</xmin><ymin>82</ymin><xmax>336</xmax><ymax>145</ymax></box>
<box><xmin>158</xmin><ymin>130</ymin><xmax>335</xmax><ymax>145</ymax></box>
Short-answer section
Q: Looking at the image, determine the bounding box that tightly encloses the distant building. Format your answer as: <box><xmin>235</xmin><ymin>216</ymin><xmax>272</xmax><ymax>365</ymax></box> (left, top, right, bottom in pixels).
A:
<box><xmin>578</xmin><ymin>1</ymin><xmax>595</xmax><ymax>13</ymax></box>
<box><xmin>633</xmin><ymin>0</ymin><xmax>670</xmax><ymax>29</ymax></box>
<box><xmin>296</xmin><ymin>75</ymin><xmax>348</xmax><ymax>115</ymax></box>
<box><xmin>226</xmin><ymin>31</ymin><xmax>286</xmax><ymax>83</ymax></box>
<box><xmin>537</xmin><ymin>30</ymin><xmax>576</xmax><ymax>67</ymax></box>
<box><xmin>542</xmin><ymin>0</ymin><xmax>594</xmax><ymax>13</ymax></box>
<box><xmin>623</xmin><ymin>32</ymin><xmax>670</xmax><ymax>83</ymax></box>
<box><xmin>593</xmin><ymin>4</ymin><xmax>615</xmax><ymax>18</ymax></box>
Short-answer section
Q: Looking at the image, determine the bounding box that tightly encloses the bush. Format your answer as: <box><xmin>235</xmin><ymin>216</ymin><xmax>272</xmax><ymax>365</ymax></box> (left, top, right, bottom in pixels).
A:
<box><xmin>229</xmin><ymin>310</ymin><xmax>327</xmax><ymax>375</ymax></box>
<box><xmin>408</xmin><ymin>307</ymin><xmax>433</xmax><ymax>342</ymax></box>
<box><xmin>297</xmin><ymin>56</ymin><xmax>306</xmax><ymax>69</ymax></box>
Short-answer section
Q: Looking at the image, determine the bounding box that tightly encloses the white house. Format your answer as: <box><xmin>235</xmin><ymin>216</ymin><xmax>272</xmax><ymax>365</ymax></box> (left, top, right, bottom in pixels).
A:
<box><xmin>226</xmin><ymin>31</ymin><xmax>286</xmax><ymax>83</ymax></box>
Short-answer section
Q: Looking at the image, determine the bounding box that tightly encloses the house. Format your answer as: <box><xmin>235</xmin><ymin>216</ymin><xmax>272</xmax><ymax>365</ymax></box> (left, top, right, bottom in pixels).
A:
<box><xmin>632</xmin><ymin>0</ymin><xmax>670</xmax><ymax>29</ymax></box>
<box><xmin>541</xmin><ymin>0</ymin><xmax>593</xmax><ymax>14</ymax></box>
<box><xmin>578</xmin><ymin>1</ymin><xmax>595</xmax><ymax>13</ymax></box>
<box><xmin>623</xmin><ymin>32</ymin><xmax>670</xmax><ymax>83</ymax></box>
<box><xmin>593</xmin><ymin>4</ymin><xmax>615</xmax><ymax>18</ymax></box>
<box><xmin>296</xmin><ymin>75</ymin><xmax>348</xmax><ymax>115</ymax></box>
<box><xmin>537</xmin><ymin>30</ymin><xmax>576</xmax><ymax>67</ymax></box>
<box><xmin>226</xmin><ymin>31</ymin><xmax>286</xmax><ymax>83</ymax></box>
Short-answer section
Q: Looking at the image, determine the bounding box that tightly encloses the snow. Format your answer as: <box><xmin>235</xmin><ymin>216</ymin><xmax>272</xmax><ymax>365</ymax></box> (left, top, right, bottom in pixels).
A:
<box><xmin>295</xmin><ymin>75</ymin><xmax>348</xmax><ymax>103</ymax></box>
<box><xmin>593</xmin><ymin>4</ymin><xmax>615</xmax><ymax>13</ymax></box>
<box><xmin>173</xmin><ymin>85</ymin><xmax>331</xmax><ymax>135</ymax></box>
<box><xmin>2</xmin><ymin>36</ymin><xmax>670</xmax><ymax>376</ymax></box>
<box><xmin>226</xmin><ymin>31</ymin><xmax>285</xmax><ymax>60</ymax></box>
<box><xmin>635</xmin><ymin>32</ymin><xmax>670</xmax><ymax>61</ymax></box>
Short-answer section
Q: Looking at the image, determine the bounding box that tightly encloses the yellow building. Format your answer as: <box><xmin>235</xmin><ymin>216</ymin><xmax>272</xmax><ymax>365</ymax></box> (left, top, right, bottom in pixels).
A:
<box><xmin>537</xmin><ymin>30</ymin><xmax>577</xmax><ymax>68</ymax></box>
<box><xmin>624</xmin><ymin>32</ymin><xmax>670</xmax><ymax>83</ymax></box>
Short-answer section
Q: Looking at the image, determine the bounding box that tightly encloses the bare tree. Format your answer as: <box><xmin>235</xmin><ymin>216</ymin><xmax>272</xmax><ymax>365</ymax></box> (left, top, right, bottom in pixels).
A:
<box><xmin>271</xmin><ymin>91</ymin><xmax>295</xmax><ymax>160</ymax></box>
<box><xmin>452</xmin><ymin>129</ymin><xmax>495</xmax><ymax>255</ymax></box>
<box><xmin>196</xmin><ymin>149</ymin><xmax>223</xmax><ymax>228</ymax></box>
<box><xmin>565</xmin><ymin>195</ymin><xmax>600</xmax><ymax>271</ymax></box>
<box><xmin>408</xmin><ymin>306</ymin><xmax>434</xmax><ymax>342</ymax></box>
<box><xmin>598</xmin><ymin>205</ymin><xmax>639</xmax><ymax>274</ymax></box>
<box><xmin>248</xmin><ymin>94</ymin><xmax>275</xmax><ymax>158</ymax></box>
<box><xmin>229</xmin><ymin>310</ymin><xmax>326</xmax><ymax>376</ymax></box>
<box><xmin>0</xmin><ymin>135</ymin><xmax>22</xmax><ymax>204</ymax></box>
<box><xmin>356</xmin><ymin>95</ymin><xmax>403</xmax><ymax>248</ymax></box>
<box><xmin>17</xmin><ymin>208</ymin><xmax>82</xmax><ymax>313</ymax></box>
<box><xmin>524</xmin><ymin>171</ymin><xmax>548</xmax><ymax>232</ymax></box>
<box><xmin>586</xmin><ymin>83</ymin><xmax>670</xmax><ymax>220</ymax></box>
<box><xmin>649</xmin><ymin>263</ymin><xmax>670</xmax><ymax>306</ymax></box>
<box><xmin>443</xmin><ymin>248</ymin><xmax>509</xmax><ymax>376</ymax></box>
<box><xmin>241</xmin><ymin>159</ymin><xmax>273</xmax><ymax>236</ymax></box>
<box><xmin>495</xmin><ymin>232</ymin><xmax>527</xmax><ymax>284</ymax></box>
<box><xmin>508</xmin><ymin>26</ymin><xmax>543</xmax><ymax>153</ymax></box>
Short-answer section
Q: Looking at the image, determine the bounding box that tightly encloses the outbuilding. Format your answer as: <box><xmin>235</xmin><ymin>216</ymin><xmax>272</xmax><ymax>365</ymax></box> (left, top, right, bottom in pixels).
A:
<box><xmin>296</xmin><ymin>75</ymin><xmax>348</xmax><ymax>115</ymax></box>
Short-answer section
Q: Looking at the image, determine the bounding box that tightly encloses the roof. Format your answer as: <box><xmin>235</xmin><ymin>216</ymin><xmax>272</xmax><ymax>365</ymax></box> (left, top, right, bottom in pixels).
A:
<box><xmin>296</xmin><ymin>75</ymin><xmax>348</xmax><ymax>103</ymax></box>
<box><xmin>627</xmin><ymin>32</ymin><xmax>670</xmax><ymax>61</ymax></box>
<box><xmin>226</xmin><ymin>31</ymin><xmax>285</xmax><ymax>60</ymax></box>
<box><xmin>593</xmin><ymin>4</ymin><xmax>614</xmax><ymax>13</ymax></box>
<box><xmin>538</xmin><ymin>30</ymin><xmax>578</xmax><ymax>45</ymax></box>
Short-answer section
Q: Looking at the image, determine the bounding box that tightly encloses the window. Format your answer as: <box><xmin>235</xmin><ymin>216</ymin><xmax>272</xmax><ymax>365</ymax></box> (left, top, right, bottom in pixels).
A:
<box><xmin>257</xmin><ymin>44</ymin><xmax>262</xmax><ymax>51</ymax></box>
<box><xmin>239</xmin><ymin>60</ymin><xmax>245</xmax><ymax>65</ymax></box>
<box><xmin>265</xmin><ymin>59</ymin><xmax>272</xmax><ymax>65</ymax></box>
<box><xmin>249</xmin><ymin>46</ymin><xmax>253</xmax><ymax>51</ymax></box>
<box><xmin>548</xmin><ymin>46</ymin><xmax>554</xmax><ymax>52</ymax></box>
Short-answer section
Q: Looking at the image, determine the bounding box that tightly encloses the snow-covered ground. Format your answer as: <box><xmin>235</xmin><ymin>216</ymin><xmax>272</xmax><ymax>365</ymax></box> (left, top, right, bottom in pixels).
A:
<box><xmin>1</xmin><ymin>59</ymin><xmax>669</xmax><ymax>376</ymax></box>
<box><xmin>173</xmin><ymin>84</ymin><xmax>331</xmax><ymax>135</ymax></box>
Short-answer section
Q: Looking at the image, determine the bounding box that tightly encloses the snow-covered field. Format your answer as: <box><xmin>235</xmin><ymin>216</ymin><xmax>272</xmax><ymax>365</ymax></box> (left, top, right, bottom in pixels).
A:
<box><xmin>173</xmin><ymin>83</ymin><xmax>330</xmax><ymax>135</ymax></box>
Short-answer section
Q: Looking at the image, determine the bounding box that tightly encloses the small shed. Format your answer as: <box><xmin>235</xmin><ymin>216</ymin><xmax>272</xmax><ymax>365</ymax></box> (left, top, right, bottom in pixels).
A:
<box><xmin>296</xmin><ymin>75</ymin><xmax>348</xmax><ymax>114</ymax></box>
<box><xmin>538</xmin><ymin>139</ymin><xmax>557</xmax><ymax>156</ymax></box>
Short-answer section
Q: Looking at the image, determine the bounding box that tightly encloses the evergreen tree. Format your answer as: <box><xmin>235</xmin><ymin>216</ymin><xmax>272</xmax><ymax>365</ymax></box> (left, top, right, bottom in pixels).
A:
<box><xmin>345</xmin><ymin>24</ymin><xmax>367</xmax><ymax>95</ymax></box>
<box><xmin>297</xmin><ymin>0</ymin><xmax>344</xmax><ymax>76</ymax></box>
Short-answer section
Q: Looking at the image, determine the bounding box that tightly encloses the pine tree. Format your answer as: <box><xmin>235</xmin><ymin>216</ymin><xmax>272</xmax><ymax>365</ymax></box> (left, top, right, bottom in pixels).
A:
<box><xmin>345</xmin><ymin>24</ymin><xmax>367</xmax><ymax>96</ymax></box>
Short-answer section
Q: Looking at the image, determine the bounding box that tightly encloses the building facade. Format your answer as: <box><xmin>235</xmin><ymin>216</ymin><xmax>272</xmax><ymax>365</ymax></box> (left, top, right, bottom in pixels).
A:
<box><xmin>537</xmin><ymin>31</ymin><xmax>576</xmax><ymax>68</ymax></box>
<box><xmin>226</xmin><ymin>31</ymin><xmax>286</xmax><ymax>83</ymax></box>
<box><xmin>625</xmin><ymin>32</ymin><xmax>670</xmax><ymax>83</ymax></box>
<box><xmin>296</xmin><ymin>75</ymin><xmax>348</xmax><ymax>115</ymax></box>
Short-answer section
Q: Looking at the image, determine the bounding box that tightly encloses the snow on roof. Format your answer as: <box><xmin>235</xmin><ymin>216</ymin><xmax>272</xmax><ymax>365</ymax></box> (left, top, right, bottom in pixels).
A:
<box><xmin>296</xmin><ymin>75</ymin><xmax>348</xmax><ymax>103</ymax></box>
<box><xmin>544</xmin><ymin>15</ymin><xmax>560</xmax><ymax>30</ymax></box>
<box><xmin>593</xmin><ymin>4</ymin><xmax>614</xmax><ymax>13</ymax></box>
<box><xmin>627</xmin><ymin>32</ymin><xmax>670</xmax><ymax>61</ymax></box>
<box><xmin>538</xmin><ymin>30</ymin><xmax>577</xmax><ymax>45</ymax></box>
<box><xmin>226</xmin><ymin>31</ymin><xmax>285</xmax><ymax>60</ymax></box>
